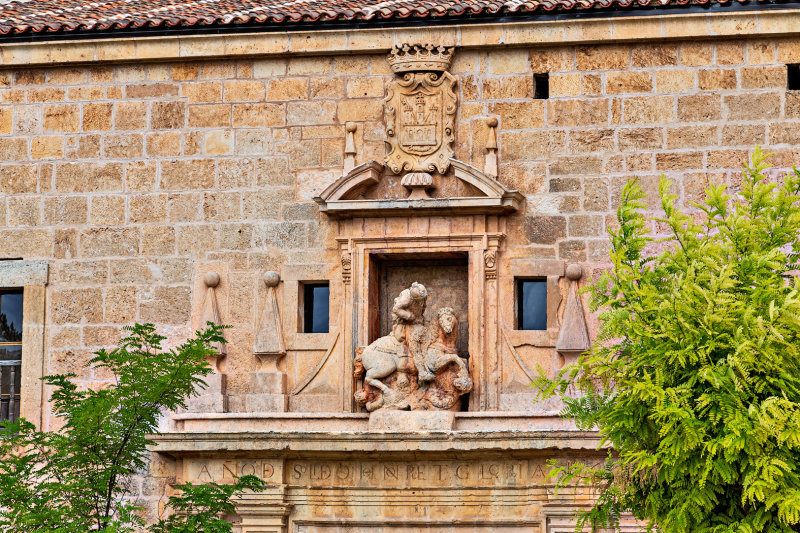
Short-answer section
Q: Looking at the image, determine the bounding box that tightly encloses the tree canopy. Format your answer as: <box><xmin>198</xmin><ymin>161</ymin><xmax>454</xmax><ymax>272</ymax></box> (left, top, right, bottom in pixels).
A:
<box><xmin>536</xmin><ymin>148</ymin><xmax>800</xmax><ymax>533</ymax></box>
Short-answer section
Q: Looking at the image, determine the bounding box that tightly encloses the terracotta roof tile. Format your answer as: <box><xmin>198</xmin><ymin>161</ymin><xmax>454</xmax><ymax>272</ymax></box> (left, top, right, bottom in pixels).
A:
<box><xmin>0</xmin><ymin>0</ymin><xmax>766</xmax><ymax>37</ymax></box>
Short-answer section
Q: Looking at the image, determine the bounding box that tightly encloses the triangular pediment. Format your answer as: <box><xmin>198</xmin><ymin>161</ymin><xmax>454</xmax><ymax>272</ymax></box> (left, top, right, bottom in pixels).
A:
<box><xmin>314</xmin><ymin>159</ymin><xmax>523</xmax><ymax>218</ymax></box>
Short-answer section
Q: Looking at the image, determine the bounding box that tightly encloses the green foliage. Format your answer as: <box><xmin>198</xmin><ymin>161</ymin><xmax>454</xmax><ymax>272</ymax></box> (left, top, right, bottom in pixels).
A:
<box><xmin>0</xmin><ymin>323</ymin><xmax>256</xmax><ymax>532</ymax></box>
<box><xmin>535</xmin><ymin>147</ymin><xmax>800</xmax><ymax>533</ymax></box>
<box><xmin>149</xmin><ymin>476</ymin><xmax>264</xmax><ymax>533</ymax></box>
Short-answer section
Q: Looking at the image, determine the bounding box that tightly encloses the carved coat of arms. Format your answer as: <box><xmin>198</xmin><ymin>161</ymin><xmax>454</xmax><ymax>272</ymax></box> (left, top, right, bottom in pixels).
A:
<box><xmin>384</xmin><ymin>45</ymin><xmax>457</xmax><ymax>175</ymax></box>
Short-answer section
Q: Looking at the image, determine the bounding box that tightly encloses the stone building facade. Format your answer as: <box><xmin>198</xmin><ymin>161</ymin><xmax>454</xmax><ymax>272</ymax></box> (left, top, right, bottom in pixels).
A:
<box><xmin>1</xmin><ymin>3</ymin><xmax>799</xmax><ymax>531</ymax></box>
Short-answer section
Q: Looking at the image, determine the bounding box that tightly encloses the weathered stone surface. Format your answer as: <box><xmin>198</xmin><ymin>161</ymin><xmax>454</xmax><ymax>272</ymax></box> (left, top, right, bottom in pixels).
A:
<box><xmin>0</xmin><ymin>34</ymin><xmax>790</xmax><ymax>532</ymax></box>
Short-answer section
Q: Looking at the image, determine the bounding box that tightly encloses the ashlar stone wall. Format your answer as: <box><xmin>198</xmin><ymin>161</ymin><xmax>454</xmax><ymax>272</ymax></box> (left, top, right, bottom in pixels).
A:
<box><xmin>0</xmin><ymin>35</ymin><xmax>798</xmax><ymax>420</ymax></box>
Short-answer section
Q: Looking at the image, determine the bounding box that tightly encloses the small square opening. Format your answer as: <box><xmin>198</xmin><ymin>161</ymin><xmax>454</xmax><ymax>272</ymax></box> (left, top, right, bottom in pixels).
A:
<box><xmin>789</xmin><ymin>64</ymin><xmax>800</xmax><ymax>91</ymax></box>
<box><xmin>300</xmin><ymin>282</ymin><xmax>329</xmax><ymax>333</ymax></box>
<box><xmin>534</xmin><ymin>73</ymin><xmax>549</xmax><ymax>100</ymax></box>
<box><xmin>516</xmin><ymin>278</ymin><xmax>547</xmax><ymax>331</ymax></box>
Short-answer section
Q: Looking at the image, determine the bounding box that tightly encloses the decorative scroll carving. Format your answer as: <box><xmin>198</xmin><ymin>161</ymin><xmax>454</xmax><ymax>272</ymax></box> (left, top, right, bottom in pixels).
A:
<box><xmin>556</xmin><ymin>264</ymin><xmax>590</xmax><ymax>358</ymax></box>
<box><xmin>483</xmin><ymin>249</ymin><xmax>497</xmax><ymax>280</ymax></box>
<box><xmin>340</xmin><ymin>250</ymin><xmax>352</xmax><ymax>283</ymax></box>
<box><xmin>354</xmin><ymin>282</ymin><xmax>472</xmax><ymax>412</ymax></box>
<box><xmin>384</xmin><ymin>44</ymin><xmax>457</xmax><ymax>175</ymax></box>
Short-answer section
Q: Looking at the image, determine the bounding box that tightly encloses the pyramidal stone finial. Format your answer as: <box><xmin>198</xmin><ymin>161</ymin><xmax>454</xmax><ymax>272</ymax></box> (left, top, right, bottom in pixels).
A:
<box><xmin>202</xmin><ymin>270</ymin><xmax>226</xmax><ymax>358</ymax></box>
<box><xmin>253</xmin><ymin>270</ymin><xmax>286</xmax><ymax>357</ymax></box>
<box><xmin>556</xmin><ymin>264</ymin><xmax>590</xmax><ymax>357</ymax></box>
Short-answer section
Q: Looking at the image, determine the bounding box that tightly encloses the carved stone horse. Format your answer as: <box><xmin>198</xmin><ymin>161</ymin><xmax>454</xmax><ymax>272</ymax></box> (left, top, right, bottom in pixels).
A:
<box><xmin>353</xmin><ymin>282</ymin><xmax>428</xmax><ymax>411</ymax></box>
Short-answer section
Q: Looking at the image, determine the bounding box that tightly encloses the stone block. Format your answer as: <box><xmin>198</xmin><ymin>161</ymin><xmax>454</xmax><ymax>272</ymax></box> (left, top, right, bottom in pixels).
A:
<box><xmin>678</xmin><ymin>94</ymin><xmax>721</xmax><ymax>122</ymax></box>
<box><xmin>680</xmin><ymin>42</ymin><xmax>713</xmax><ymax>66</ymax></box>
<box><xmin>334</xmin><ymin>99</ymin><xmax>380</xmax><ymax>123</ymax></box>
<box><xmin>151</xmin><ymin>101</ymin><xmax>186</xmax><ymax>129</ymax></box>
<box><xmin>31</xmin><ymin>136</ymin><xmax>63</xmax><ymax>159</ymax></box>
<box><xmin>698</xmin><ymin>69</ymin><xmax>737</xmax><ymax>90</ymax></box>
<box><xmin>189</xmin><ymin>104</ymin><xmax>231</xmax><ymax>128</ymax></box>
<box><xmin>547</xmin><ymin>99</ymin><xmax>608</xmax><ymax>127</ymax></box>
<box><xmin>161</xmin><ymin>159</ymin><xmax>215</xmax><ymax>190</ymax></box>
<box><xmin>740</xmin><ymin>66</ymin><xmax>786</xmax><ymax>89</ymax></box>
<box><xmin>549</xmin><ymin>73</ymin><xmax>581</xmax><ymax>96</ymax></box>
<box><xmin>631</xmin><ymin>44</ymin><xmax>678</xmax><ymax>67</ymax></box>
<box><xmin>487</xmin><ymin>49</ymin><xmax>530</xmax><ymax>74</ymax></box>
<box><xmin>89</xmin><ymin>195</ymin><xmax>125</xmax><ymax>225</ymax></box>
<box><xmin>52</xmin><ymin>287</ymin><xmax>104</xmax><ymax>324</ymax></box>
<box><xmin>724</xmin><ymin>93</ymin><xmax>781</xmax><ymax>120</ymax></box>
<box><xmin>368</xmin><ymin>410</ymin><xmax>455</xmax><ymax>431</ymax></box>
<box><xmin>229</xmin><ymin>393</ymin><xmax>287</xmax><ymax>413</ymax></box>
<box><xmin>0</xmin><ymin>260</ymin><xmax>48</xmax><ymax>286</ymax></box>
<box><xmin>55</xmin><ymin>162</ymin><xmax>123</xmax><ymax>193</ymax></box>
<box><xmin>715</xmin><ymin>42</ymin><xmax>744</xmax><ymax>65</ymax></box>
<box><xmin>182</xmin><ymin>81</ymin><xmax>222</xmax><ymax>103</ymax></box>
<box><xmin>114</xmin><ymin>102</ymin><xmax>147</xmax><ymax>130</ymax></box>
<box><xmin>224</xmin><ymin>80</ymin><xmax>265</xmax><ymax>102</ymax></box>
<box><xmin>250</xmin><ymin>371</ymin><xmax>286</xmax><ymax>394</ymax></box>
<box><xmin>267</xmin><ymin>78</ymin><xmax>308</xmax><ymax>101</ymax></box>
<box><xmin>125</xmin><ymin>83</ymin><xmax>178</xmax><ymax>98</ymax></box>
<box><xmin>345</xmin><ymin>77</ymin><xmax>384</xmax><ymax>98</ymax></box>
<box><xmin>482</xmin><ymin>76</ymin><xmax>533</xmax><ymax>99</ymax></box>
<box><xmin>0</xmin><ymin>138</ymin><xmax>28</xmax><ymax>161</ymax></box>
<box><xmin>623</xmin><ymin>96</ymin><xmax>674</xmax><ymax>123</ymax></box>
<box><xmin>183</xmin><ymin>374</ymin><xmax>227</xmax><ymax>413</ymax></box>
<box><xmin>525</xmin><ymin>216</ymin><xmax>567</xmax><ymax>245</ymax></box>
<box><xmin>488</xmin><ymin>101</ymin><xmax>544</xmax><ymax>130</ymax></box>
<box><xmin>0</xmin><ymin>164</ymin><xmax>37</xmax><ymax>193</ymax></box>
<box><xmin>606</xmin><ymin>71</ymin><xmax>652</xmax><ymax>94</ymax></box>
<box><xmin>80</xmin><ymin>227</ymin><xmax>139</xmax><ymax>257</ymax></box>
<box><xmin>43</xmin><ymin>104</ymin><xmax>80</xmax><ymax>133</ymax></box>
<box><xmin>576</xmin><ymin>45</ymin><xmax>629</xmax><ymax>70</ymax></box>
<box><xmin>146</xmin><ymin>132</ymin><xmax>181</xmax><ymax>157</ymax></box>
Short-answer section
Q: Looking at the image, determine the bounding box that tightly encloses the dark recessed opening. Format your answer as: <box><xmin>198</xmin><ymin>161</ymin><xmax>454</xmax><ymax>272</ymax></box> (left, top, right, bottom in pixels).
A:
<box><xmin>517</xmin><ymin>279</ymin><xmax>547</xmax><ymax>331</ymax></box>
<box><xmin>534</xmin><ymin>73</ymin><xmax>549</xmax><ymax>100</ymax></box>
<box><xmin>788</xmin><ymin>64</ymin><xmax>800</xmax><ymax>91</ymax></box>
<box><xmin>0</xmin><ymin>289</ymin><xmax>23</xmax><ymax>423</ymax></box>
<box><xmin>301</xmin><ymin>282</ymin><xmax>329</xmax><ymax>333</ymax></box>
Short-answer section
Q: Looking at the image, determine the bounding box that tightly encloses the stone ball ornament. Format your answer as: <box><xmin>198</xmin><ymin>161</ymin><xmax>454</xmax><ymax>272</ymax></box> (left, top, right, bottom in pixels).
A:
<box><xmin>566</xmin><ymin>263</ymin><xmax>583</xmax><ymax>281</ymax></box>
<box><xmin>203</xmin><ymin>271</ymin><xmax>221</xmax><ymax>288</ymax></box>
<box><xmin>263</xmin><ymin>270</ymin><xmax>281</xmax><ymax>287</ymax></box>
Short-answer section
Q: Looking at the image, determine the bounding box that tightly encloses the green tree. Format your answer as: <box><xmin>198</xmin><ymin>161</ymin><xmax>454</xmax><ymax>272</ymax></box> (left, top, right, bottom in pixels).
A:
<box><xmin>536</xmin><ymin>148</ymin><xmax>800</xmax><ymax>532</ymax></box>
<box><xmin>0</xmin><ymin>323</ymin><xmax>264</xmax><ymax>532</ymax></box>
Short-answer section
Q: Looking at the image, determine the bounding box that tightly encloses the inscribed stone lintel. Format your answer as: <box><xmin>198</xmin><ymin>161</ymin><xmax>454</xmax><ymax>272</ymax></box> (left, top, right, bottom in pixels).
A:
<box><xmin>0</xmin><ymin>261</ymin><xmax>49</xmax><ymax>287</ymax></box>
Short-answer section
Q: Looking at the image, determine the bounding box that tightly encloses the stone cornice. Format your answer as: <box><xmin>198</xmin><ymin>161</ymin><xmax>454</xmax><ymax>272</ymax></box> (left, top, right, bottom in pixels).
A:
<box><xmin>0</xmin><ymin>9</ymin><xmax>798</xmax><ymax>68</ymax></box>
<box><xmin>149</xmin><ymin>429</ymin><xmax>603</xmax><ymax>456</ymax></box>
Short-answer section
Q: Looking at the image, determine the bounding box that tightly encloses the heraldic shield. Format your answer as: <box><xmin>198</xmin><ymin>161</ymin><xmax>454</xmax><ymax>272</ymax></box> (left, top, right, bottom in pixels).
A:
<box><xmin>384</xmin><ymin>71</ymin><xmax>458</xmax><ymax>175</ymax></box>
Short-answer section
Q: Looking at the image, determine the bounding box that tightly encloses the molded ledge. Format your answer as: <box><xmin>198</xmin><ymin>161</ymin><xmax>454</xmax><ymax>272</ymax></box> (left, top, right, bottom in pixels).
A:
<box><xmin>149</xmin><ymin>428</ymin><xmax>603</xmax><ymax>456</ymax></box>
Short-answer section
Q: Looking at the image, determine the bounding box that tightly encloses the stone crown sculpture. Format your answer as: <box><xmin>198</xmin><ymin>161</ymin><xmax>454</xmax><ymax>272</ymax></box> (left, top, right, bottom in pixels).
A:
<box><xmin>387</xmin><ymin>43</ymin><xmax>454</xmax><ymax>74</ymax></box>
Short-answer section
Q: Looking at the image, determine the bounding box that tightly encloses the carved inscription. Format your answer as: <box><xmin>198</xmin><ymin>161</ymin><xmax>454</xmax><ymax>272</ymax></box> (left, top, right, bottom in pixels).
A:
<box><xmin>185</xmin><ymin>459</ymin><xmax>281</xmax><ymax>485</ymax></box>
<box><xmin>287</xmin><ymin>460</ymin><xmax>530</xmax><ymax>488</ymax></box>
<box><xmin>183</xmin><ymin>458</ymin><xmax>602</xmax><ymax>487</ymax></box>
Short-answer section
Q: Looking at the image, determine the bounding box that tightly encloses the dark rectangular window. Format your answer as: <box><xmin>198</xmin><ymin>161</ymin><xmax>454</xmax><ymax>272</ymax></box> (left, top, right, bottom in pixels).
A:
<box><xmin>517</xmin><ymin>279</ymin><xmax>547</xmax><ymax>331</ymax></box>
<box><xmin>534</xmin><ymin>73</ymin><xmax>549</xmax><ymax>100</ymax></box>
<box><xmin>302</xmin><ymin>283</ymin><xmax>329</xmax><ymax>333</ymax></box>
<box><xmin>788</xmin><ymin>64</ymin><xmax>800</xmax><ymax>90</ymax></box>
<box><xmin>0</xmin><ymin>290</ymin><xmax>23</xmax><ymax>423</ymax></box>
